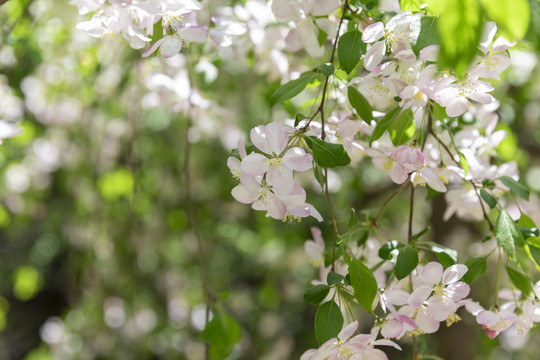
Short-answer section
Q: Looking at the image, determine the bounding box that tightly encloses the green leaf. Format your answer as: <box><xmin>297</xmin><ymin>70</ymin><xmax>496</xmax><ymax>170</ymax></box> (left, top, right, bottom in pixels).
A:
<box><xmin>462</xmin><ymin>257</ymin><xmax>488</xmax><ymax>284</ymax></box>
<box><xmin>400</xmin><ymin>0</ymin><xmax>424</xmax><ymax>11</ymax></box>
<box><xmin>411</xmin><ymin>227</ymin><xmax>430</xmax><ymax>241</ymax></box>
<box><xmin>315</xmin><ymin>301</ymin><xmax>344</xmax><ymax>344</ymax></box>
<box><xmin>313</xmin><ymin>163</ymin><xmax>326</xmax><ymax>191</ymax></box>
<box><xmin>201</xmin><ymin>310</ymin><xmax>241</xmax><ymax>360</ymax></box>
<box><xmin>304</xmin><ymin>285</ymin><xmax>331</xmax><ymax>304</ymax></box>
<box><xmin>327</xmin><ymin>271</ymin><xmax>346</xmax><ymax>285</ymax></box>
<box><xmin>379</xmin><ymin>240</ymin><xmax>405</xmax><ymax>260</ymax></box>
<box><xmin>478</xmin><ymin>0</ymin><xmax>530</xmax><ymax>40</ymax></box>
<box><xmin>317</xmin><ymin>27</ymin><xmax>328</xmax><ymax>46</ymax></box>
<box><xmin>348</xmin><ymin>87</ymin><xmax>373</xmax><ymax>122</ymax></box>
<box><xmin>499</xmin><ymin>176</ymin><xmax>530</xmax><ymax>201</ymax></box>
<box><xmin>505</xmin><ymin>266</ymin><xmax>534</xmax><ymax>296</ymax></box>
<box><xmin>425</xmin><ymin>242</ymin><xmax>458</xmax><ymax>267</ymax></box>
<box><xmin>428</xmin><ymin>0</ymin><xmax>483</xmax><ymax>76</ymax></box>
<box><xmin>152</xmin><ymin>19</ymin><xmax>164</xmax><ymax>43</ymax></box>
<box><xmin>370</xmin><ymin>107</ymin><xmax>401</xmax><ymax>145</ymax></box>
<box><xmin>270</xmin><ymin>71</ymin><xmax>319</xmax><ymax>106</ymax></box>
<box><xmin>388</xmin><ymin>108</ymin><xmax>414</xmax><ymax>146</ymax></box>
<box><xmin>347</xmin><ymin>257</ymin><xmax>378</xmax><ymax>313</ymax></box>
<box><xmin>391</xmin><ymin>246</ymin><xmax>419</xmax><ymax>280</ymax></box>
<box><xmin>480</xmin><ymin>189</ymin><xmax>498</xmax><ymax>209</ymax></box>
<box><xmin>526</xmin><ymin>244</ymin><xmax>540</xmax><ymax>269</ymax></box>
<box><xmin>319</xmin><ymin>63</ymin><xmax>335</xmax><ymax>76</ymax></box>
<box><xmin>348</xmin><ymin>208</ymin><xmax>358</xmax><ymax>229</ymax></box>
<box><xmin>495</xmin><ymin>209</ymin><xmax>524</xmax><ymax>260</ymax></box>
<box><xmin>409</xmin><ymin>17</ymin><xmax>440</xmax><ymax>56</ymax></box>
<box><xmin>305</xmin><ymin>136</ymin><xmax>351</xmax><ymax>168</ymax></box>
<box><xmin>458</xmin><ymin>152</ymin><xmax>469</xmax><ymax>175</ymax></box>
<box><xmin>338</xmin><ymin>30</ymin><xmax>366</xmax><ymax>74</ymax></box>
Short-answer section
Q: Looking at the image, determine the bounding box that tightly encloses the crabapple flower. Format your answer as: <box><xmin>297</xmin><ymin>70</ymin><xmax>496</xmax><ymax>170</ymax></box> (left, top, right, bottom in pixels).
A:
<box><xmin>272</xmin><ymin>0</ymin><xmax>339</xmax><ymax>57</ymax></box>
<box><xmin>470</xmin><ymin>22</ymin><xmax>514</xmax><ymax>80</ymax></box>
<box><xmin>410</xmin><ymin>168</ymin><xmax>447</xmax><ymax>192</ymax></box>
<box><xmin>362</xmin><ymin>12</ymin><xmax>421</xmax><ymax>71</ymax></box>
<box><xmin>476</xmin><ymin>309</ymin><xmax>518</xmax><ymax>339</ymax></box>
<box><xmin>304</xmin><ymin>227</ymin><xmax>325</xmax><ymax>266</ymax></box>
<box><xmin>209</xmin><ymin>17</ymin><xmax>248</xmax><ymax>47</ymax></box>
<box><xmin>369</xmin><ymin>145</ymin><xmax>425</xmax><ymax>184</ymax></box>
<box><xmin>241</xmin><ymin>121</ymin><xmax>313</xmax><ymax>194</ymax></box>
<box><xmin>142</xmin><ymin>26</ymin><xmax>208</xmax><ymax>58</ymax></box>
<box><xmin>301</xmin><ymin>321</ymin><xmax>401</xmax><ymax>360</ymax></box>
<box><xmin>435</xmin><ymin>76</ymin><xmax>495</xmax><ymax>117</ymax></box>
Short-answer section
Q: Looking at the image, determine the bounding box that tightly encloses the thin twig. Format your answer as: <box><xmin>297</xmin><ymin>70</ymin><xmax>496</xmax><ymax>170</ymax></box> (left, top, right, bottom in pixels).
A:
<box><xmin>408</xmin><ymin>186</ymin><xmax>415</xmax><ymax>242</ymax></box>
<box><xmin>318</xmin><ymin>0</ymin><xmax>349</xmax><ymax>270</ymax></box>
<box><xmin>494</xmin><ymin>246</ymin><xmax>502</xmax><ymax>307</ymax></box>
<box><xmin>428</xmin><ymin>129</ymin><xmax>494</xmax><ymax>231</ymax></box>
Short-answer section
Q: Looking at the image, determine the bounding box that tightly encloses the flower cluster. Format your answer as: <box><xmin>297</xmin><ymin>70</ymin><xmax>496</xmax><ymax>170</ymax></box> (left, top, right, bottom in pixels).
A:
<box><xmin>71</xmin><ymin>0</ymin><xmax>247</xmax><ymax>57</ymax></box>
<box><xmin>228</xmin><ymin>121</ymin><xmax>321</xmax><ymax>222</ymax></box>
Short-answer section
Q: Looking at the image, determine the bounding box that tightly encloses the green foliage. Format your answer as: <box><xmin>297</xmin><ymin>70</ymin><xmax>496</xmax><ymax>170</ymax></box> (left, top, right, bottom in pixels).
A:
<box><xmin>348</xmin><ymin>87</ymin><xmax>373</xmax><ymax>122</ymax></box>
<box><xmin>495</xmin><ymin>209</ymin><xmax>524</xmax><ymax>260</ymax></box>
<box><xmin>327</xmin><ymin>271</ymin><xmax>347</xmax><ymax>285</ymax></box>
<box><xmin>463</xmin><ymin>256</ymin><xmax>488</xmax><ymax>284</ymax></box>
<box><xmin>346</xmin><ymin>255</ymin><xmax>378</xmax><ymax>313</ymax></box>
<box><xmin>370</xmin><ymin>107</ymin><xmax>401</xmax><ymax>145</ymax></box>
<box><xmin>201</xmin><ymin>310</ymin><xmax>242</xmax><ymax>360</ymax></box>
<box><xmin>338</xmin><ymin>30</ymin><xmax>366</xmax><ymax>74</ymax></box>
<box><xmin>304</xmin><ymin>285</ymin><xmax>331</xmax><ymax>304</ymax></box>
<box><xmin>478</xmin><ymin>0</ymin><xmax>530</xmax><ymax>40</ymax></box>
<box><xmin>480</xmin><ymin>189</ymin><xmax>498</xmax><ymax>209</ymax></box>
<box><xmin>458</xmin><ymin>152</ymin><xmax>469</xmax><ymax>176</ymax></box>
<box><xmin>505</xmin><ymin>266</ymin><xmax>534</xmax><ymax>296</ymax></box>
<box><xmin>318</xmin><ymin>63</ymin><xmax>335</xmax><ymax>76</ymax></box>
<box><xmin>379</xmin><ymin>240</ymin><xmax>405</xmax><ymax>260</ymax></box>
<box><xmin>269</xmin><ymin>71</ymin><xmax>320</xmax><ymax>106</ymax></box>
<box><xmin>499</xmin><ymin>176</ymin><xmax>530</xmax><ymax>201</ymax></box>
<box><xmin>304</xmin><ymin>136</ymin><xmax>351</xmax><ymax>168</ymax></box>
<box><xmin>424</xmin><ymin>242</ymin><xmax>458</xmax><ymax>267</ymax></box>
<box><xmin>315</xmin><ymin>301</ymin><xmax>343</xmax><ymax>344</ymax></box>
<box><xmin>428</xmin><ymin>0</ymin><xmax>483</xmax><ymax>76</ymax></box>
<box><xmin>400</xmin><ymin>0</ymin><xmax>424</xmax><ymax>12</ymax></box>
<box><xmin>388</xmin><ymin>108</ymin><xmax>415</xmax><ymax>146</ymax></box>
<box><xmin>391</xmin><ymin>245</ymin><xmax>419</xmax><ymax>280</ymax></box>
<box><xmin>410</xmin><ymin>17</ymin><xmax>440</xmax><ymax>56</ymax></box>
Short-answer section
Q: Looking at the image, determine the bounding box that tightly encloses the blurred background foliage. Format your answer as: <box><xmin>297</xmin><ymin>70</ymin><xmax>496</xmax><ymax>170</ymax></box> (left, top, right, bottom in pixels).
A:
<box><xmin>0</xmin><ymin>0</ymin><xmax>540</xmax><ymax>359</ymax></box>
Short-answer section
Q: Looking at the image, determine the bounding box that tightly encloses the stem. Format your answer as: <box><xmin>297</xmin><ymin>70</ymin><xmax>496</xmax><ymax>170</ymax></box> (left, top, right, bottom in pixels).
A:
<box><xmin>494</xmin><ymin>246</ymin><xmax>502</xmax><ymax>307</ymax></box>
<box><xmin>184</xmin><ymin>119</ymin><xmax>211</xmax><ymax>360</ymax></box>
<box><xmin>408</xmin><ymin>186</ymin><xmax>415</xmax><ymax>242</ymax></box>
<box><xmin>326</xmin><ymin>167</ymin><xmax>339</xmax><ymax>271</ymax></box>
<box><xmin>319</xmin><ymin>0</ymin><xmax>348</xmax><ymax>270</ymax></box>
<box><xmin>412</xmin><ymin>335</ymin><xmax>418</xmax><ymax>360</ymax></box>
<box><xmin>428</xmin><ymin>129</ymin><xmax>494</xmax><ymax>231</ymax></box>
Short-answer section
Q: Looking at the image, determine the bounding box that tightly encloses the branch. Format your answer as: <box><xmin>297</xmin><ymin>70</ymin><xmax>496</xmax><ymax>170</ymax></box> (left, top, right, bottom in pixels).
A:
<box><xmin>0</xmin><ymin>0</ymin><xmax>10</xmax><ymax>6</ymax></box>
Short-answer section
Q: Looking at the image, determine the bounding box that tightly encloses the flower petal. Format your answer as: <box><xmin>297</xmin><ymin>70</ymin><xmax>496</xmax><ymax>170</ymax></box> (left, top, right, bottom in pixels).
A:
<box><xmin>362</xmin><ymin>22</ymin><xmax>385</xmax><ymax>43</ymax></box>
<box><xmin>265</xmin><ymin>121</ymin><xmax>289</xmax><ymax>155</ymax></box>
<box><xmin>442</xmin><ymin>264</ymin><xmax>468</xmax><ymax>284</ymax></box>
<box><xmin>283</xmin><ymin>147</ymin><xmax>313</xmax><ymax>171</ymax></box>
<box><xmin>364</xmin><ymin>41</ymin><xmax>386</xmax><ymax>71</ymax></box>
<box><xmin>422</xmin><ymin>262</ymin><xmax>443</xmax><ymax>286</ymax></box>
<box><xmin>338</xmin><ymin>321</ymin><xmax>358</xmax><ymax>341</ymax></box>
<box><xmin>241</xmin><ymin>153</ymin><xmax>269</xmax><ymax>176</ymax></box>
